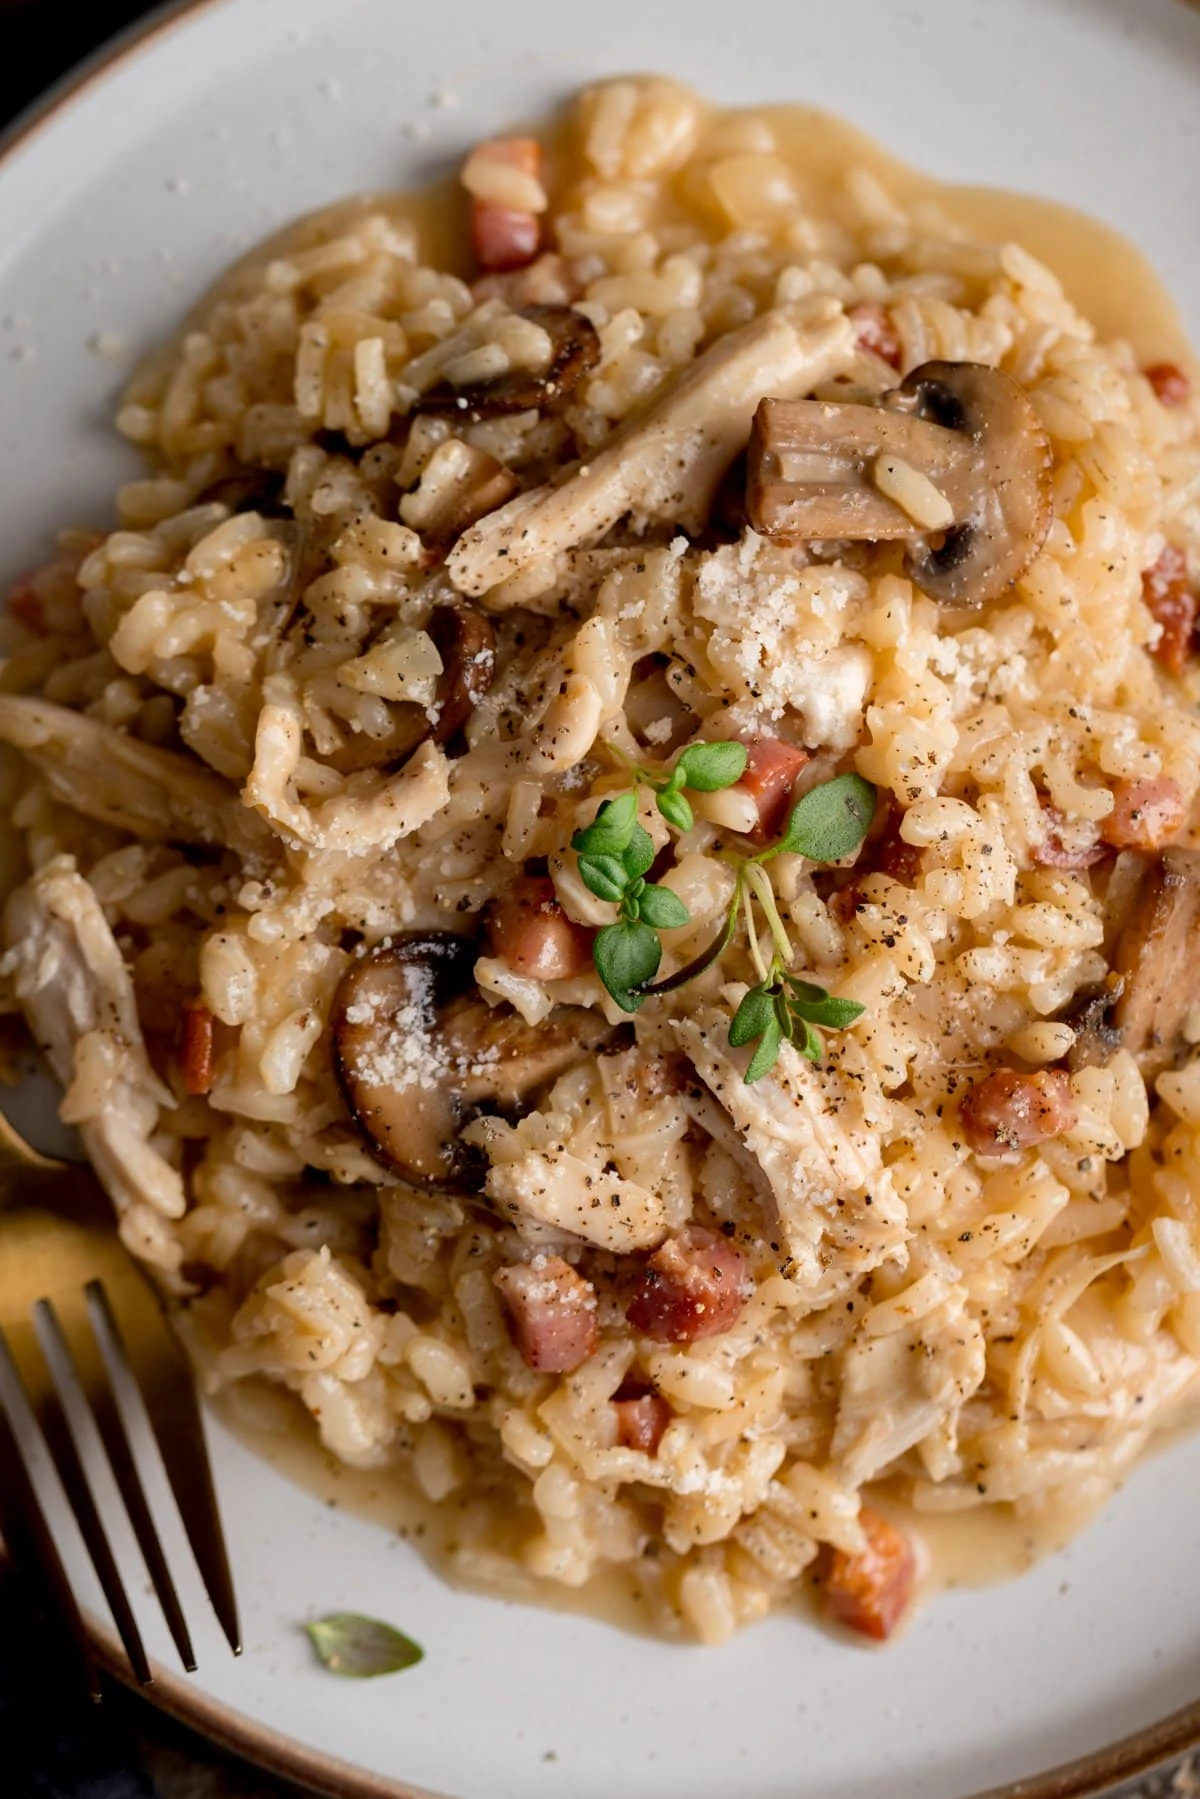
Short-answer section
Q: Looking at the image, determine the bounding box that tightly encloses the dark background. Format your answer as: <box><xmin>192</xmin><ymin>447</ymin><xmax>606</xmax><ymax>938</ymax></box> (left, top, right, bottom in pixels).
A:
<box><xmin>0</xmin><ymin>0</ymin><xmax>156</xmax><ymax>133</ymax></box>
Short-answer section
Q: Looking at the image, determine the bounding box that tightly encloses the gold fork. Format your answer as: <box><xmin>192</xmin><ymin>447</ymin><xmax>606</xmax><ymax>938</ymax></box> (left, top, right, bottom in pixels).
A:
<box><xmin>0</xmin><ymin>1110</ymin><xmax>239</xmax><ymax>1698</ymax></box>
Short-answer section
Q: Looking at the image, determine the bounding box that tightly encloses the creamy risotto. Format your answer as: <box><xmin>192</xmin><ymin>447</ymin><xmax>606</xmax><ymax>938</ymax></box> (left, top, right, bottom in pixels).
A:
<box><xmin>3</xmin><ymin>77</ymin><xmax>1200</xmax><ymax>1645</ymax></box>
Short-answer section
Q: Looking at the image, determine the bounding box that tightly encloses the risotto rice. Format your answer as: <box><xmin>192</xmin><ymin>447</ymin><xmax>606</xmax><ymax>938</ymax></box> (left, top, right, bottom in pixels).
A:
<box><xmin>3</xmin><ymin>77</ymin><xmax>1200</xmax><ymax>1644</ymax></box>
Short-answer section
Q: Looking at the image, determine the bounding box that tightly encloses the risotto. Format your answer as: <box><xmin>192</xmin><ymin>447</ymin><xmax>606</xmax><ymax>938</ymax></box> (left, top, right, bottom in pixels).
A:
<box><xmin>2</xmin><ymin>76</ymin><xmax>1200</xmax><ymax>1646</ymax></box>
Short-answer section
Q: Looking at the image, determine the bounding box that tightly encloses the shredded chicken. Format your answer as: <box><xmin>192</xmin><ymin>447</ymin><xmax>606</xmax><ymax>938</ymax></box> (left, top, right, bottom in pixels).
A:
<box><xmin>245</xmin><ymin>685</ymin><xmax>451</xmax><ymax>854</ymax></box>
<box><xmin>3</xmin><ymin>858</ymin><xmax>186</xmax><ymax>1279</ymax></box>
<box><xmin>446</xmin><ymin>306</ymin><xmax>856</xmax><ymax>598</ymax></box>
<box><xmin>468</xmin><ymin>1110</ymin><xmax>672</xmax><ymax>1252</ymax></box>
<box><xmin>0</xmin><ymin>695</ymin><xmax>272</xmax><ymax>864</ymax></box>
<box><xmin>831</xmin><ymin>1284</ymin><xmax>986</xmax><ymax>1484</ymax></box>
<box><xmin>674</xmin><ymin>1007</ymin><xmax>907</xmax><ymax>1290</ymax></box>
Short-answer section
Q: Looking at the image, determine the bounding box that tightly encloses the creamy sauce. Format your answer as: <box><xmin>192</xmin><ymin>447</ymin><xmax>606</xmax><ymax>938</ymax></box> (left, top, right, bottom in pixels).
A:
<box><xmin>199</xmin><ymin>95</ymin><xmax>1193</xmax><ymax>369</ymax></box>
<box><xmin>211</xmin><ymin>1381</ymin><xmax>659</xmax><ymax>1636</ymax></box>
<box><xmin>759</xmin><ymin>103</ymin><xmax>1192</xmax><ymax>363</ymax></box>
<box><xmin>123</xmin><ymin>92</ymin><xmax>1199</xmax><ymax>1630</ymax></box>
<box><xmin>213</xmin><ymin>1379</ymin><xmax>1124</xmax><ymax>1624</ymax></box>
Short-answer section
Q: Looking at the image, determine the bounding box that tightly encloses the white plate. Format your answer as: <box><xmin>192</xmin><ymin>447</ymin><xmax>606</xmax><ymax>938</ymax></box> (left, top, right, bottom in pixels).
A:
<box><xmin>3</xmin><ymin>3</ymin><xmax>1200</xmax><ymax>1795</ymax></box>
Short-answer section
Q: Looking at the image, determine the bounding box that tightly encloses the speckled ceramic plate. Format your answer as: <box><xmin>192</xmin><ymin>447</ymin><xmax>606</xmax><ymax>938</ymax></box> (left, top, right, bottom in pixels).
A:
<box><xmin>3</xmin><ymin>2</ymin><xmax>1200</xmax><ymax>1795</ymax></box>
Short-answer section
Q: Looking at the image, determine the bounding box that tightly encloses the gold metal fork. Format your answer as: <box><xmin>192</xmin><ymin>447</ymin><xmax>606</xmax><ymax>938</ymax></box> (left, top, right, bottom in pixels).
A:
<box><xmin>0</xmin><ymin>1111</ymin><xmax>239</xmax><ymax>1698</ymax></box>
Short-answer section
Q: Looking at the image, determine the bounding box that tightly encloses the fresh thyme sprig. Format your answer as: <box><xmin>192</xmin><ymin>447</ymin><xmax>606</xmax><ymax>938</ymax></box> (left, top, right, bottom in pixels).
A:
<box><xmin>569</xmin><ymin>745</ymin><xmax>875</xmax><ymax>1081</ymax></box>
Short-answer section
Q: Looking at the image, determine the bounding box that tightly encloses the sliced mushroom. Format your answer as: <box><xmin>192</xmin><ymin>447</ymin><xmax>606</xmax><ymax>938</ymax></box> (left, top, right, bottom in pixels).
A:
<box><xmin>327</xmin><ymin>600</ymin><xmax>496</xmax><ymax>774</ymax></box>
<box><xmin>1061</xmin><ymin>972</ymin><xmax>1126</xmax><ymax>1072</ymax></box>
<box><xmin>428</xmin><ymin>600</ymin><xmax>497</xmax><ymax>746</ymax></box>
<box><xmin>416</xmin><ymin>305</ymin><xmax>601</xmax><ymax>421</ymax></box>
<box><xmin>1110</xmin><ymin>847</ymin><xmax>1200</xmax><ymax>1079</ymax></box>
<box><xmin>447</xmin><ymin>307</ymin><xmax>856</xmax><ymax>599</ymax></box>
<box><xmin>747</xmin><ymin>359</ymin><xmax>1053</xmax><ymax>606</ymax></box>
<box><xmin>332</xmin><ymin>932</ymin><xmax>611</xmax><ymax>1190</ymax></box>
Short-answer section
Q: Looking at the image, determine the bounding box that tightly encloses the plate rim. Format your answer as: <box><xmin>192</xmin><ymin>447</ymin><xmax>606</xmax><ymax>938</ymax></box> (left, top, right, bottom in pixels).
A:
<box><xmin>1</xmin><ymin>3</ymin><xmax>1198</xmax><ymax>1795</ymax></box>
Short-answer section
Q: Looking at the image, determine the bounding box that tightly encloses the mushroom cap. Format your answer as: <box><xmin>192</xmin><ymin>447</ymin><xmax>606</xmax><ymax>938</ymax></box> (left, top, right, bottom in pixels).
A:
<box><xmin>332</xmin><ymin>932</ymin><xmax>611</xmax><ymax>1191</ymax></box>
<box><xmin>416</xmin><ymin>305</ymin><xmax>602</xmax><ymax>422</ymax></box>
<box><xmin>427</xmin><ymin>600</ymin><xmax>497</xmax><ymax>748</ymax></box>
<box><xmin>897</xmin><ymin>360</ymin><xmax>1053</xmax><ymax>606</ymax></box>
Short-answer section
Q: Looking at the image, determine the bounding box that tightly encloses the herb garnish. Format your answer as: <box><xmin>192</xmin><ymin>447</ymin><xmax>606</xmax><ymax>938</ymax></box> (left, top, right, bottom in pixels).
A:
<box><xmin>306</xmin><ymin>1612</ymin><xmax>424</xmax><ymax>1678</ymax></box>
<box><xmin>570</xmin><ymin>746</ymin><xmax>875</xmax><ymax>1083</ymax></box>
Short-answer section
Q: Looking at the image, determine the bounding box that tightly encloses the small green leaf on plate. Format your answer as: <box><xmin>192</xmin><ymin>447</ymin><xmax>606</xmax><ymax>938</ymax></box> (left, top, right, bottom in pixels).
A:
<box><xmin>305</xmin><ymin>1613</ymin><xmax>424</xmax><ymax>1679</ymax></box>
<box><xmin>744</xmin><ymin>1015</ymin><xmax>783</xmax><ymax>1084</ymax></box>
<box><xmin>620</xmin><ymin>822</ymin><xmax>657</xmax><ymax>881</ymax></box>
<box><xmin>728</xmin><ymin>984</ymin><xmax>776</xmax><ymax>1048</ymax></box>
<box><xmin>794</xmin><ymin>994</ymin><xmax>866</xmax><ymax>1030</ymax></box>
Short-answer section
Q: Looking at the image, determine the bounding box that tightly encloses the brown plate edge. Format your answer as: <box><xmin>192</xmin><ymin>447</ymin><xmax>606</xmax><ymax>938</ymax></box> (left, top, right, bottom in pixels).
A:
<box><xmin>1</xmin><ymin>1</ymin><xmax>1200</xmax><ymax>1796</ymax></box>
<box><xmin>83</xmin><ymin>1611</ymin><xmax>446</xmax><ymax>1799</ymax></box>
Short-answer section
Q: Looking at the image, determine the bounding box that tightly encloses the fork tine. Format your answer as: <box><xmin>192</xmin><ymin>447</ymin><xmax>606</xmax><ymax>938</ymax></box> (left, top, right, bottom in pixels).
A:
<box><xmin>85</xmin><ymin>1280</ymin><xmax>241</xmax><ymax>1656</ymax></box>
<box><xmin>36</xmin><ymin>1298</ymin><xmax>198</xmax><ymax>1674</ymax></box>
<box><xmin>0</xmin><ymin>1329</ymin><xmax>101</xmax><ymax>1702</ymax></box>
<box><xmin>28</xmin><ymin>1302</ymin><xmax>153</xmax><ymax>1686</ymax></box>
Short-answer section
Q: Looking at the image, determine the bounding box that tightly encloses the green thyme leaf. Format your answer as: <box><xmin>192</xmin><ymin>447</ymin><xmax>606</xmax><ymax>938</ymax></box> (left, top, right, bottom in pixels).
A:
<box><xmin>792</xmin><ymin>994</ymin><xmax>866</xmax><ymax>1031</ymax></box>
<box><xmin>674</xmin><ymin>741</ymin><xmax>750</xmax><ymax>793</ymax></box>
<box><xmin>786</xmin><ymin>976</ymin><xmax>831</xmax><ymax>1004</ymax></box>
<box><xmin>572</xmin><ymin>790</ymin><xmax>639</xmax><ymax>857</ymax></box>
<box><xmin>620</xmin><ymin>823</ymin><xmax>657</xmax><ymax>882</ymax></box>
<box><xmin>594</xmin><ymin>918</ymin><xmax>662</xmax><ymax>1012</ymax></box>
<box><xmin>636</xmin><ymin>884</ymin><xmax>691</xmax><ymax>930</ymax></box>
<box><xmin>728</xmin><ymin>985</ymin><xmax>777</xmax><ymax>1048</ymax></box>
<box><xmin>657</xmin><ymin>787</ymin><xmax>695</xmax><ymax>833</ymax></box>
<box><xmin>305</xmin><ymin>1614</ymin><xmax>423</xmax><ymax>1679</ymax></box>
<box><xmin>577</xmin><ymin>853</ymin><xmax>630</xmax><ymax>904</ymax></box>
<box><xmin>778</xmin><ymin>773</ymin><xmax>876</xmax><ymax>863</ymax></box>
<box><xmin>744</xmin><ymin>1016</ymin><xmax>783</xmax><ymax>1084</ymax></box>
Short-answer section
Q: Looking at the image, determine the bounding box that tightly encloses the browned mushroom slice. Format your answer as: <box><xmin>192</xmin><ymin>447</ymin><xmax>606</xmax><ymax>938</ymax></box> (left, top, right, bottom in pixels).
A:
<box><xmin>327</xmin><ymin>601</ymin><xmax>496</xmax><ymax>774</ymax></box>
<box><xmin>1061</xmin><ymin>972</ymin><xmax>1126</xmax><ymax>1072</ymax></box>
<box><xmin>1110</xmin><ymin>847</ymin><xmax>1200</xmax><ymax>1080</ymax></box>
<box><xmin>426</xmin><ymin>600</ymin><xmax>498</xmax><ymax>747</ymax></box>
<box><xmin>332</xmin><ymin>933</ymin><xmax>611</xmax><ymax>1190</ymax></box>
<box><xmin>416</xmin><ymin>305</ymin><xmax>602</xmax><ymax>422</ymax></box>
<box><xmin>747</xmin><ymin>359</ymin><xmax>1053</xmax><ymax>607</ymax></box>
<box><xmin>748</xmin><ymin>398</ymin><xmax>976</xmax><ymax>541</ymax></box>
<box><xmin>900</xmin><ymin>362</ymin><xmax>1054</xmax><ymax>604</ymax></box>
